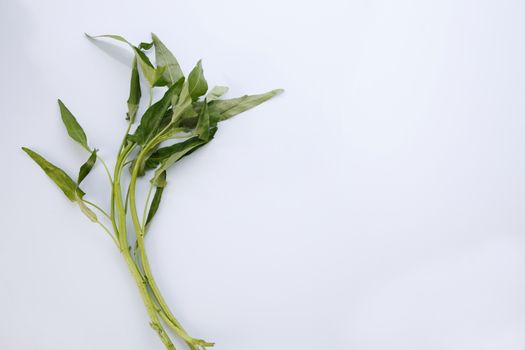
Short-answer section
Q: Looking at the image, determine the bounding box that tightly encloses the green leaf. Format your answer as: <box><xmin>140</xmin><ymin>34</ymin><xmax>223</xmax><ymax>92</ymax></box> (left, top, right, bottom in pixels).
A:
<box><xmin>152</xmin><ymin>33</ymin><xmax>184</xmax><ymax>86</ymax></box>
<box><xmin>195</xmin><ymin>99</ymin><xmax>210</xmax><ymax>141</ymax></box>
<box><xmin>206</xmin><ymin>86</ymin><xmax>228</xmax><ymax>100</ymax></box>
<box><xmin>209</xmin><ymin>89</ymin><xmax>283</xmax><ymax>122</ymax></box>
<box><xmin>131</xmin><ymin>80</ymin><xmax>183</xmax><ymax>145</ymax></box>
<box><xmin>58</xmin><ymin>99</ymin><xmax>90</xmax><ymax>151</ymax></box>
<box><xmin>146</xmin><ymin>171</ymin><xmax>166</xmax><ymax>228</ymax></box>
<box><xmin>149</xmin><ymin>128</ymin><xmax>218</xmax><ymax>183</ymax></box>
<box><xmin>127</xmin><ymin>57</ymin><xmax>141</xmax><ymax>123</ymax></box>
<box><xmin>187</xmin><ymin>60</ymin><xmax>208</xmax><ymax>101</ymax></box>
<box><xmin>78</xmin><ymin>150</ymin><xmax>97</xmax><ymax>184</ymax></box>
<box><xmin>22</xmin><ymin>147</ymin><xmax>84</xmax><ymax>201</ymax></box>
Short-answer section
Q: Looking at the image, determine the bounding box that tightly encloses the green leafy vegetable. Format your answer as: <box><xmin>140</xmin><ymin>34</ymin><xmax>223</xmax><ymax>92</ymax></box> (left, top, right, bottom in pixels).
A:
<box><xmin>24</xmin><ymin>32</ymin><xmax>283</xmax><ymax>350</ymax></box>
<box><xmin>58</xmin><ymin>99</ymin><xmax>90</xmax><ymax>150</ymax></box>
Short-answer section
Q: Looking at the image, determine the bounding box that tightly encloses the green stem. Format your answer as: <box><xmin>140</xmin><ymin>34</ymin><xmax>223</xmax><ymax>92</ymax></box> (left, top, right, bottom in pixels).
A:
<box><xmin>128</xmin><ymin>140</ymin><xmax>211</xmax><ymax>349</ymax></box>
<box><xmin>113</xmin><ymin>143</ymin><xmax>176</xmax><ymax>350</ymax></box>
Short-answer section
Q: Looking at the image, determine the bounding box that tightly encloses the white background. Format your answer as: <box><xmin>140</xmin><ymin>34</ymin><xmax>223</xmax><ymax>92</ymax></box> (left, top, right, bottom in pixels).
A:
<box><xmin>1</xmin><ymin>0</ymin><xmax>525</xmax><ymax>349</ymax></box>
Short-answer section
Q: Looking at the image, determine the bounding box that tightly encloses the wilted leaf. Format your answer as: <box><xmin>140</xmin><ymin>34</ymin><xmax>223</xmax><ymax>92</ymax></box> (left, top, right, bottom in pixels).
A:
<box><xmin>188</xmin><ymin>60</ymin><xmax>208</xmax><ymax>101</ymax></box>
<box><xmin>78</xmin><ymin>150</ymin><xmax>97</xmax><ymax>184</ymax></box>
<box><xmin>58</xmin><ymin>99</ymin><xmax>90</xmax><ymax>150</ymax></box>
<box><xmin>127</xmin><ymin>57</ymin><xmax>141</xmax><ymax>123</ymax></box>
<box><xmin>209</xmin><ymin>89</ymin><xmax>283</xmax><ymax>122</ymax></box>
<box><xmin>22</xmin><ymin>147</ymin><xmax>84</xmax><ymax>201</ymax></box>
<box><xmin>152</xmin><ymin>33</ymin><xmax>184</xmax><ymax>86</ymax></box>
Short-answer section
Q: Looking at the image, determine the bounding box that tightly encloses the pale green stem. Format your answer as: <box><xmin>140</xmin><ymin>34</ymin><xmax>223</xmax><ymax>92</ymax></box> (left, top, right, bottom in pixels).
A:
<box><xmin>128</xmin><ymin>138</ymin><xmax>209</xmax><ymax>349</ymax></box>
<box><xmin>95</xmin><ymin>219</ymin><xmax>119</xmax><ymax>247</ymax></box>
<box><xmin>82</xmin><ymin>199</ymin><xmax>111</xmax><ymax>220</ymax></box>
<box><xmin>97</xmin><ymin>155</ymin><xmax>113</xmax><ymax>184</ymax></box>
<box><xmin>113</xmin><ymin>142</ymin><xmax>176</xmax><ymax>350</ymax></box>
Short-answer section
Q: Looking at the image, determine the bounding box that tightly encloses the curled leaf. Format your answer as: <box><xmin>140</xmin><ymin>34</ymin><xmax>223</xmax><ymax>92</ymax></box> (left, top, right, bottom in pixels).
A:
<box><xmin>127</xmin><ymin>57</ymin><xmax>141</xmax><ymax>123</ymax></box>
<box><xmin>78</xmin><ymin>150</ymin><xmax>97</xmax><ymax>184</ymax></box>
<box><xmin>188</xmin><ymin>60</ymin><xmax>208</xmax><ymax>101</ymax></box>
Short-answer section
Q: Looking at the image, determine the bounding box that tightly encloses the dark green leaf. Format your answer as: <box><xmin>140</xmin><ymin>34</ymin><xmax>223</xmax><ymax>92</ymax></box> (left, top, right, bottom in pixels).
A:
<box><xmin>209</xmin><ymin>89</ymin><xmax>283</xmax><ymax>122</ymax></box>
<box><xmin>127</xmin><ymin>57</ymin><xmax>141</xmax><ymax>123</ymax></box>
<box><xmin>146</xmin><ymin>171</ymin><xmax>166</xmax><ymax>228</ymax></box>
<box><xmin>58</xmin><ymin>99</ymin><xmax>90</xmax><ymax>150</ymax></box>
<box><xmin>206</xmin><ymin>86</ymin><xmax>228</xmax><ymax>100</ymax></box>
<box><xmin>187</xmin><ymin>60</ymin><xmax>208</xmax><ymax>101</ymax></box>
<box><xmin>22</xmin><ymin>147</ymin><xmax>84</xmax><ymax>201</ymax></box>
<box><xmin>131</xmin><ymin>80</ymin><xmax>183</xmax><ymax>145</ymax></box>
<box><xmin>77</xmin><ymin>150</ymin><xmax>97</xmax><ymax>184</ymax></box>
<box><xmin>195</xmin><ymin>99</ymin><xmax>210</xmax><ymax>141</ymax></box>
<box><xmin>152</xmin><ymin>33</ymin><xmax>184</xmax><ymax>86</ymax></box>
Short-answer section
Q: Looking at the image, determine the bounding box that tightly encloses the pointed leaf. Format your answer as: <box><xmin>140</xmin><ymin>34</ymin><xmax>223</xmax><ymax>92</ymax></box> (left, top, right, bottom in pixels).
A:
<box><xmin>77</xmin><ymin>150</ymin><xmax>97</xmax><ymax>184</ymax></box>
<box><xmin>152</xmin><ymin>33</ymin><xmax>184</xmax><ymax>86</ymax></box>
<box><xmin>171</xmin><ymin>82</ymin><xmax>193</xmax><ymax>124</ymax></box>
<box><xmin>206</xmin><ymin>86</ymin><xmax>228</xmax><ymax>101</ymax></box>
<box><xmin>209</xmin><ymin>89</ymin><xmax>283</xmax><ymax>122</ymax></box>
<box><xmin>58</xmin><ymin>100</ymin><xmax>89</xmax><ymax>150</ymax></box>
<box><xmin>22</xmin><ymin>147</ymin><xmax>84</xmax><ymax>201</ymax></box>
<box><xmin>127</xmin><ymin>57</ymin><xmax>142</xmax><ymax>123</ymax></box>
<box><xmin>187</xmin><ymin>60</ymin><xmax>208</xmax><ymax>101</ymax></box>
